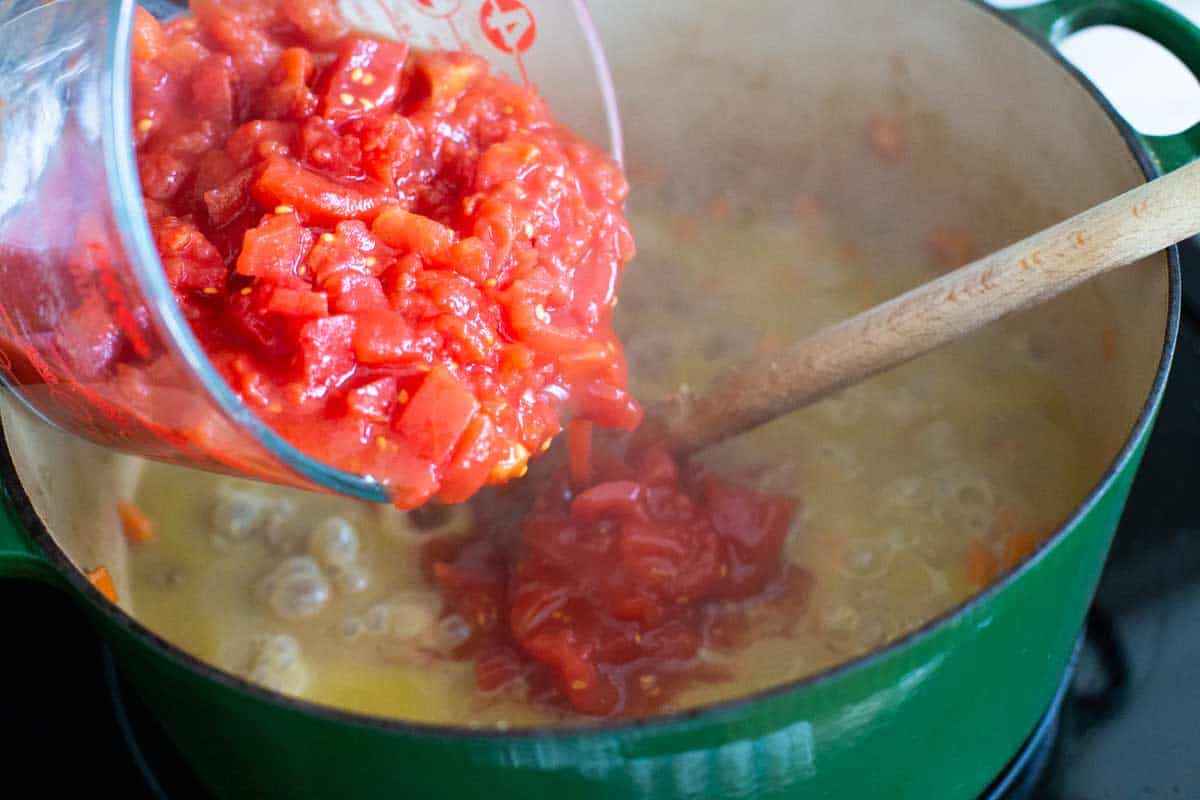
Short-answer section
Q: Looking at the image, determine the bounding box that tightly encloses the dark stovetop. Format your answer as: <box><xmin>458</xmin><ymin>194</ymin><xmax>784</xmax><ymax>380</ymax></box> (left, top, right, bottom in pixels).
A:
<box><xmin>3</xmin><ymin>244</ymin><xmax>1200</xmax><ymax>799</ymax></box>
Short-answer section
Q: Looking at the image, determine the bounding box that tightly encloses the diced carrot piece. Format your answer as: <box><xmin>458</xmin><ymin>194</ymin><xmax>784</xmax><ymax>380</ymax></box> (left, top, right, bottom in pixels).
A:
<box><xmin>1003</xmin><ymin>532</ymin><xmax>1039</xmax><ymax>570</ymax></box>
<box><xmin>372</xmin><ymin>207</ymin><xmax>456</xmax><ymax>259</ymax></box>
<box><xmin>117</xmin><ymin>501</ymin><xmax>156</xmax><ymax>544</ymax></box>
<box><xmin>868</xmin><ymin>115</ymin><xmax>906</xmax><ymax>164</ymax></box>
<box><xmin>86</xmin><ymin>566</ymin><xmax>119</xmax><ymax>604</ymax></box>
<box><xmin>965</xmin><ymin>539</ymin><xmax>998</xmax><ymax>587</ymax></box>
<box><xmin>398</xmin><ymin>365</ymin><xmax>479</xmax><ymax>463</ymax></box>
<box><xmin>927</xmin><ymin>228</ymin><xmax>975</xmax><ymax>270</ymax></box>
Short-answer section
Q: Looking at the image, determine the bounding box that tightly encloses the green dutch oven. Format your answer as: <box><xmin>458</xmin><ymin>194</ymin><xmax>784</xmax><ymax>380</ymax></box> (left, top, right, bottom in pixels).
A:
<box><xmin>2</xmin><ymin>0</ymin><xmax>1199</xmax><ymax>797</ymax></box>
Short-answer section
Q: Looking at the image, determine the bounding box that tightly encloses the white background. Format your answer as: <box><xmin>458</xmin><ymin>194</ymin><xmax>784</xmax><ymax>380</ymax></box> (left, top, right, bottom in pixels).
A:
<box><xmin>994</xmin><ymin>0</ymin><xmax>1200</xmax><ymax>135</ymax></box>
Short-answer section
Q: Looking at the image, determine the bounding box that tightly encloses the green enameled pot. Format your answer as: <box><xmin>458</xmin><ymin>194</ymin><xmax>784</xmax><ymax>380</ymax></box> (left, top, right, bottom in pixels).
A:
<box><xmin>2</xmin><ymin>0</ymin><xmax>1199</xmax><ymax>797</ymax></box>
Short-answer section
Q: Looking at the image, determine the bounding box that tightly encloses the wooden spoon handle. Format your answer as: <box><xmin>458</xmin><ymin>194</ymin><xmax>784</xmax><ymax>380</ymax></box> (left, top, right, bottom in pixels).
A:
<box><xmin>660</xmin><ymin>158</ymin><xmax>1200</xmax><ymax>454</ymax></box>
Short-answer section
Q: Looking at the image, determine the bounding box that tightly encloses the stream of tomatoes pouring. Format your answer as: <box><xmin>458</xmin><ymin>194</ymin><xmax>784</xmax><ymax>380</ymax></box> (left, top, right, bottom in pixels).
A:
<box><xmin>133</xmin><ymin>0</ymin><xmax>805</xmax><ymax>717</ymax></box>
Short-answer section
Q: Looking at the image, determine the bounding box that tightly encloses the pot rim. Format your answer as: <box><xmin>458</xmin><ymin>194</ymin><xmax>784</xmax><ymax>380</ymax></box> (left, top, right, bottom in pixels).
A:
<box><xmin>0</xmin><ymin>0</ymin><xmax>1181</xmax><ymax>742</ymax></box>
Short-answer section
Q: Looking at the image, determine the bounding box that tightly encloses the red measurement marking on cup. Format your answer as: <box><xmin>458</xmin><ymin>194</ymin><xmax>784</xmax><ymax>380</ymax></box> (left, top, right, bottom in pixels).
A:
<box><xmin>410</xmin><ymin>0</ymin><xmax>462</xmax><ymax>18</ymax></box>
<box><xmin>408</xmin><ymin>0</ymin><xmax>468</xmax><ymax>48</ymax></box>
<box><xmin>479</xmin><ymin>0</ymin><xmax>535</xmax><ymax>83</ymax></box>
<box><xmin>374</xmin><ymin>0</ymin><xmax>416</xmax><ymax>44</ymax></box>
<box><xmin>479</xmin><ymin>0</ymin><xmax>535</xmax><ymax>53</ymax></box>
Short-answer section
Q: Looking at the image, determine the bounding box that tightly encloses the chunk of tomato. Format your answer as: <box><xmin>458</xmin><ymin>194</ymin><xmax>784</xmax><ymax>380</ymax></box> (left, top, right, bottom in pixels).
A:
<box><xmin>252</xmin><ymin>156</ymin><xmax>391</xmax><ymax>225</ymax></box>
<box><xmin>319</xmin><ymin>37</ymin><xmax>409</xmax><ymax>125</ymax></box>
<box><xmin>236</xmin><ymin>210</ymin><xmax>313</xmax><ymax>280</ymax></box>
<box><xmin>372</xmin><ymin>207</ymin><xmax>456</xmax><ymax>259</ymax></box>
<box><xmin>398</xmin><ymin>365</ymin><xmax>479</xmax><ymax>464</ymax></box>
<box><xmin>438</xmin><ymin>413</ymin><xmax>499</xmax><ymax>504</ymax></box>
<box><xmin>350</xmin><ymin>307</ymin><xmax>420</xmax><ymax>365</ymax></box>
<box><xmin>324</xmin><ymin>271</ymin><xmax>386</xmax><ymax>313</ymax></box>
<box><xmin>298</xmin><ymin>314</ymin><xmax>355</xmax><ymax>393</ymax></box>
<box><xmin>265</xmin><ymin>287</ymin><xmax>328</xmax><ymax>318</ymax></box>
<box><xmin>345</xmin><ymin>376</ymin><xmax>397</xmax><ymax>422</ymax></box>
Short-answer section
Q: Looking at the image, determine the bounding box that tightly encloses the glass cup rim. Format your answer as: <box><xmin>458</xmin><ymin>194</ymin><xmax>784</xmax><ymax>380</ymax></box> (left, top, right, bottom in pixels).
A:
<box><xmin>103</xmin><ymin>0</ymin><xmax>623</xmax><ymax>503</ymax></box>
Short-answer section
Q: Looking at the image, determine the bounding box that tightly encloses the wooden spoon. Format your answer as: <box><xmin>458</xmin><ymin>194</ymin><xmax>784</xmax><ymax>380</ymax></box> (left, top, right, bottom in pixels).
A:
<box><xmin>658</xmin><ymin>158</ymin><xmax>1200</xmax><ymax>453</ymax></box>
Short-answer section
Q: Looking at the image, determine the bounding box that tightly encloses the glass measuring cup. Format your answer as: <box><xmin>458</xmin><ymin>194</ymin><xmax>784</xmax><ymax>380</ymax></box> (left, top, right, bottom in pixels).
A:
<box><xmin>0</xmin><ymin>0</ymin><xmax>621</xmax><ymax>502</ymax></box>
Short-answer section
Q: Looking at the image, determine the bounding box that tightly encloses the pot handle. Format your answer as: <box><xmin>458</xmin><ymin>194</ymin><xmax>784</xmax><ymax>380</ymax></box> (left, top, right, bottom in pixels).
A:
<box><xmin>1005</xmin><ymin>0</ymin><xmax>1200</xmax><ymax>172</ymax></box>
<box><xmin>0</xmin><ymin>486</ymin><xmax>55</xmax><ymax>582</ymax></box>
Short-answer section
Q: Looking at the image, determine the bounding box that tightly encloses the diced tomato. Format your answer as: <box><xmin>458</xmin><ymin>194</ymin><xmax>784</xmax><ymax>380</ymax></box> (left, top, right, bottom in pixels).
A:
<box><xmin>298</xmin><ymin>116</ymin><xmax>363</xmax><ymax>180</ymax></box>
<box><xmin>132</xmin><ymin>6</ymin><xmax>166</xmax><ymax>63</ymax></box>
<box><xmin>398</xmin><ymin>365</ymin><xmax>478</xmax><ymax>463</ymax></box>
<box><xmin>636</xmin><ymin>445</ymin><xmax>678</xmax><ymax>487</ymax></box>
<box><xmin>571</xmin><ymin>480</ymin><xmax>645</xmax><ymax>523</ymax></box>
<box><xmin>56</xmin><ymin>296</ymin><xmax>122</xmax><ymax>381</ymax></box>
<box><xmin>262</xmin><ymin>47</ymin><xmax>317</xmax><ymax>120</ymax></box>
<box><xmin>476</xmin><ymin>140</ymin><xmax>544</xmax><ymax>191</ymax></box>
<box><xmin>236</xmin><ymin>210</ymin><xmax>313</xmax><ymax>279</ymax></box>
<box><xmin>350</xmin><ymin>307</ymin><xmax>419</xmax><ymax>365</ymax></box>
<box><xmin>319</xmin><ymin>37</ymin><xmax>409</xmax><ymax>124</ymax></box>
<box><xmin>190</xmin><ymin>53</ymin><xmax>235</xmax><ymax>130</ymax></box>
<box><xmin>474</xmin><ymin>646</ymin><xmax>526</xmax><ymax>693</ymax></box>
<box><xmin>435</xmin><ymin>236</ymin><xmax>489</xmax><ymax>283</ymax></box>
<box><xmin>306</xmin><ymin>220</ymin><xmax>381</xmax><ymax>282</ymax></box>
<box><xmin>359</xmin><ymin>113</ymin><xmax>419</xmax><ymax>188</ymax></box>
<box><xmin>413</xmin><ymin>51</ymin><xmax>485</xmax><ymax>105</ymax></box>
<box><xmin>265</xmin><ymin>287</ymin><xmax>328</xmax><ymax>317</ymax></box>
<box><xmin>202</xmin><ymin>167</ymin><xmax>255</xmax><ymax>227</ymax></box>
<box><xmin>372</xmin><ymin>207</ymin><xmax>456</xmax><ymax>259</ymax></box>
<box><xmin>566</xmin><ymin>418</ymin><xmax>593</xmax><ymax>486</ymax></box>
<box><xmin>280</xmin><ymin>0</ymin><xmax>348</xmax><ymax>48</ymax></box>
<box><xmin>133</xmin><ymin>0</ymin><xmax>639</xmax><ymax>517</ymax></box>
<box><xmin>521</xmin><ymin>629</ymin><xmax>619</xmax><ymax>717</ymax></box>
<box><xmin>345</xmin><ymin>376</ymin><xmax>397</xmax><ymax>422</ymax></box>
<box><xmin>703</xmin><ymin>477</ymin><xmax>793</xmax><ymax>567</ymax></box>
<box><xmin>152</xmin><ymin>217</ymin><xmax>227</xmax><ymax>290</ymax></box>
<box><xmin>426</xmin><ymin>435</ymin><xmax>799</xmax><ymax>718</ymax></box>
<box><xmin>579</xmin><ymin>380</ymin><xmax>643</xmax><ymax>431</ymax></box>
<box><xmin>380</xmin><ymin>441</ymin><xmax>440</xmax><ymax>509</ymax></box>
<box><xmin>298</xmin><ymin>314</ymin><xmax>355</xmax><ymax>392</ymax></box>
<box><xmin>253</xmin><ymin>156</ymin><xmax>392</xmax><ymax>225</ymax></box>
<box><xmin>226</xmin><ymin>120</ymin><xmax>297</xmax><ymax>166</ymax></box>
<box><xmin>324</xmin><ymin>271</ymin><xmax>386</xmax><ymax>313</ymax></box>
<box><xmin>189</xmin><ymin>0</ymin><xmax>280</xmax><ymax>84</ymax></box>
<box><xmin>438</xmin><ymin>413</ymin><xmax>498</xmax><ymax>504</ymax></box>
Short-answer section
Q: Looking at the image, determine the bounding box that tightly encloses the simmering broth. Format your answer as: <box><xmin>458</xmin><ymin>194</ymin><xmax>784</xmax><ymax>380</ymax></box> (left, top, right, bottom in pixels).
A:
<box><xmin>117</xmin><ymin>167</ymin><xmax>1107</xmax><ymax>725</ymax></box>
